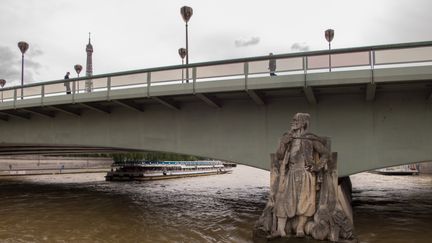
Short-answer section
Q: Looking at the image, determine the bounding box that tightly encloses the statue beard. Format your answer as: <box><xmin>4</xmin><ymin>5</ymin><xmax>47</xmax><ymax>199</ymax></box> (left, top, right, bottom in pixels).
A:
<box><xmin>290</xmin><ymin>126</ymin><xmax>305</xmax><ymax>137</ymax></box>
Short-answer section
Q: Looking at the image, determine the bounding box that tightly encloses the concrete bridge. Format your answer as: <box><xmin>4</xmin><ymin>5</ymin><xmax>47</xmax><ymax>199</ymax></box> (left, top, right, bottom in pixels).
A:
<box><xmin>1</xmin><ymin>41</ymin><xmax>432</xmax><ymax>177</ymax></box>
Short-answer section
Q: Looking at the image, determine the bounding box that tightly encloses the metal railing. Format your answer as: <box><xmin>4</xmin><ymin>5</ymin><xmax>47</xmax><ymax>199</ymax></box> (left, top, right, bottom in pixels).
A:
<box><xmin>1</xmin><ymin>41</ymin><xmax>432</xmax><ymax>103</ymax></box>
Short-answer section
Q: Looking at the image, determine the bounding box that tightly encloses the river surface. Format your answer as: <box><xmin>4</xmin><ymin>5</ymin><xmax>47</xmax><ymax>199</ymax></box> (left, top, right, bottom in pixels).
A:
<box><xmin>0</xmin><ymin>165</ymin><xmax>431</xmax><ymax>242</ymax></box>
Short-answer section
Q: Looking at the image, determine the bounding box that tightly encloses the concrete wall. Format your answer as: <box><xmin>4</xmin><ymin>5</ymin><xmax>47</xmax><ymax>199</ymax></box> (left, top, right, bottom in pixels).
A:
<box><xmin>0</xmin><ymin>155</ymin><xmax>113</xmax><ymax>170</ymax></box>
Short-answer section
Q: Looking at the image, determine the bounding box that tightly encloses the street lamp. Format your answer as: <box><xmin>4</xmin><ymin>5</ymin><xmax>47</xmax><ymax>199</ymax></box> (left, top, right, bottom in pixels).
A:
<box><xmin>178</xmin><ymin>48</ymin><xmax>187</xmax><ymax>83</ymax></box>
<box><xmin>74</xmin><ymin>64</ymin><xmax>83</xmax><ymax>93</ymax></box>
<box><xmin>325</xmin><ymin>29</ymin><xmax>334</xmax><ymax>72</ymax></box>
<box><xmin>180</xmin><ymin>6</ymin><xmax>193</xmax><ymax>83</ymax></box>
<box><xmin>0</xmin><ymin>79</ymin><xmax>6</xmax><ymax>102</ymax></box>
<box><xmin>18</xmin><ymin>41</ymin><xmax>29</xmax><ymax>99</ymax></box>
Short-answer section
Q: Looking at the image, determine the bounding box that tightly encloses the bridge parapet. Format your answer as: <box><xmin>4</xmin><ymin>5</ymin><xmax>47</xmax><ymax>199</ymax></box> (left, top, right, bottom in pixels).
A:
<box><xmin>1</xmin><ymin>41</ymin><xmax>432</xmax><ymax>107</ymax></box>
<box><xmin>1</xmin><ymin>42</ymin><xmax>432</xmax><ymax>176</ymax></box>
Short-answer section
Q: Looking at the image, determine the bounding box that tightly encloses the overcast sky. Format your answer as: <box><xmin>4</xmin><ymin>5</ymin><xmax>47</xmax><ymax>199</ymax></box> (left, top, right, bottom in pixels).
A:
<box><xmin>1</xmin><ymin>0</ymin><xmax>432</xmax><ymax>86</ymax></box>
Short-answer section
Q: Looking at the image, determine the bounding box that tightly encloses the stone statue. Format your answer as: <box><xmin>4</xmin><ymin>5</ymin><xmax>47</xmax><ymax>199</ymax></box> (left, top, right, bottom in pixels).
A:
<box><xmin>254</xmin><ymin>113</ymin><xmax>354</xmax><ymax>242</ymax></box>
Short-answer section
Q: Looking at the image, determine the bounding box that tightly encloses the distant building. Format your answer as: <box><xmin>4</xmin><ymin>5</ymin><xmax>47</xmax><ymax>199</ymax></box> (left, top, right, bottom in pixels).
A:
<box><xmin>85</xmin><ymin>33</ymin><xmax>93</xmax><ymax>93</ymax></box>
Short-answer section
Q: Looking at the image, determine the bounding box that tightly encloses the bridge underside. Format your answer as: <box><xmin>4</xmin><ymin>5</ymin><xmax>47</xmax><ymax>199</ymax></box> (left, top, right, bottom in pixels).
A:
<box><xmin>1</xmin><ymin>67</ymin><xmax>432</xmax><ymax>176</ymax></box>
<box><xmin>0</xmin><ymin>144</ymin><xmax>136</xmax><ymax>156</ymax></box>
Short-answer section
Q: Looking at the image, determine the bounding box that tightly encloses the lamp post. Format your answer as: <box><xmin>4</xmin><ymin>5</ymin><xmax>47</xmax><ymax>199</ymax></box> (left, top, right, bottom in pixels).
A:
<box><xmin>178</xmin><ymin>48</ymin><xmax>187</xmax><ymax>83</ymax></box>
<box><xmin>325</xmin><ymin>29</ymin><xmax>334</xmax><ymax>72</ymax></box>
<box><xmin>74</xmin><ymin>64</ymin><xmax>83</xmax><ymax>93</ymax></box>
<box><xmin>18</xmin><ymin>41</ymin><xmax>29</xmax><ymax>99</ymax></box>
<box><xmin>0</xmin><ymin>79</ymin><xmax>6</xmax><ymax>102</ymax></box>
<box><xmin>180</xmin><ymin>6</ymin><xmax>193</xmax><ymax>83</ymax></box>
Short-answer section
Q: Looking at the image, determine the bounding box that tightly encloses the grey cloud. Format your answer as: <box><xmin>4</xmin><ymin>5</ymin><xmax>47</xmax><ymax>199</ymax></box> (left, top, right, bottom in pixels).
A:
<box><xmin>28</xmin><ymin>48</ymin><xmax>43</xmax><ymax>57</ymax></box>
<box><xmin>0</xmin><ymin>45</ymin><xmax>43</xmax><ymax>86</ymax></box>
<box><xmin>291</xmin><ymin>42</ymin><xmax>310</xmax><ymax>52</ymax></box>
<box><xmin>26</xmin><ymin>60</ymin><xmax>42</xmax><ymax>70</ymax></box>
<box><xmin>0</xmin><ymin>46</ymin><xmax>20</xmax><ymax>85</ymax></box>
<box><xmin>235</xmin><ymin>37</ymin><xmax>260</xmax><ymax>47</ymax></box>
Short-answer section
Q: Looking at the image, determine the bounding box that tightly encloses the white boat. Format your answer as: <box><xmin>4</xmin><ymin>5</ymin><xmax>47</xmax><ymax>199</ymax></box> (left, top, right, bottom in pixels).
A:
<box><xmin>374</xmin><ymin>164</ymin><xmax>419</xmax><ymax>175</ymax></box>
<box><xmin>105</xmin><ymin>160</ymin><xmax>234</xmax><ymax>181</ymax></box>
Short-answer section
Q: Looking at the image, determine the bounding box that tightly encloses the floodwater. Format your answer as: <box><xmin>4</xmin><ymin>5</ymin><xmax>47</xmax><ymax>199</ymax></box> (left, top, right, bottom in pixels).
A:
<box><xmin>351</xmin><ymin>172</ymin><xmax>432</xmax><ymax>243</ymax></box>
<box><xmin>0</xmin><ymin>165</ymin><xmax>431</xmax><ymax>243</ymax></box>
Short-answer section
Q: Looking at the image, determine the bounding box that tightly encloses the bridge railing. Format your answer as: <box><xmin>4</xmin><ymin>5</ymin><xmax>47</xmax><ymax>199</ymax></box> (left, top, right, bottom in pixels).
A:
<box><xmin>1</xmin><ymin>41</ymin><xmax>432</xmax><ymax>103</ymax></box>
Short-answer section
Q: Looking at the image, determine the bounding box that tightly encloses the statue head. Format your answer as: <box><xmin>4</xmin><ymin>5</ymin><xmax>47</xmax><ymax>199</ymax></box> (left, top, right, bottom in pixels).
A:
<box><xmin>291</xmin><ymin>113</ymin><xmax>310</xmax><ymax>132</ymax></box>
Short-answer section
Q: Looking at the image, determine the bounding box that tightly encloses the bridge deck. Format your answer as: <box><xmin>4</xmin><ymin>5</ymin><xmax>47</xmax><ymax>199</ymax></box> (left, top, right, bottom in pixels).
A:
<box><xmin>0</xmin><ymin>65</ymin><xmax>431</xmax><ymax>117</ymax></box>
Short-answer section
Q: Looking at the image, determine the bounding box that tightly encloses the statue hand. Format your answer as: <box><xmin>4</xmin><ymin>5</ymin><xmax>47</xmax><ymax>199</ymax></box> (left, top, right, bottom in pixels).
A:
<box><xmin>310</xmin><ymin>161</ymin><xmax>327</xmax><ymax>172</ymax></box>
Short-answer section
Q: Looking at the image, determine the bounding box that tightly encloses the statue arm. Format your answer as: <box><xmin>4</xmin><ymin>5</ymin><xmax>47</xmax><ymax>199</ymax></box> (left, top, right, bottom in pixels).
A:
<box><xmin>276</xmin><ymin>132</ymin><xmax>291</xmax><ymax>160</ymax></box>
<box><xmin>312</xmin><ymin>139</ymin><xmax>330</xmax><ymax>172</ymax></box>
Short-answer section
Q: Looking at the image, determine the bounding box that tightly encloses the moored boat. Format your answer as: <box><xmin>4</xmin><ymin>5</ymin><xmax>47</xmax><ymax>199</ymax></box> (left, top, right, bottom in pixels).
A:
<box><xmin>105</xmin><ymin>160</ymin><xmax>234</xmax><ymax>181</ymax></box>
<box><xmin>374</xmin><ymin>164</ymin><xmax>419</xmax><ymax>175</ymax></box>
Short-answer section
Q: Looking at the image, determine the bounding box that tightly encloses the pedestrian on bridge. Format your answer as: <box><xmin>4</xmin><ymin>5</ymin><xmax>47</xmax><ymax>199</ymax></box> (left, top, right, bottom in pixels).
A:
<box><xmin>268</xmin><ymin>53</ymin><xmax>277</xmax><ymax>76</ymax></box>
<box><xmin>64</xmin><ymin>72</ymin><xmax>71</xmax><ymax>94</ymax></box>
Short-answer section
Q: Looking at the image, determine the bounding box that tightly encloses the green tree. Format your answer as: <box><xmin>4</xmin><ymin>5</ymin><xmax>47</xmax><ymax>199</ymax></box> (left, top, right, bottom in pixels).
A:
<box><xmin>111</xmin><ymin>151</ymin><xmax>203</xmax><ymax>164</ymax></box>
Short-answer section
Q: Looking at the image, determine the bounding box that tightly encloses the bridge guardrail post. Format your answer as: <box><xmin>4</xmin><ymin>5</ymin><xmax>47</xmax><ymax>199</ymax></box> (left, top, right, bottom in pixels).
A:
<box><xmin>370</xmin><ymin>50</ymin><xmax>375</xmax><ymax>84</ymax></box>
<box><xmin>72</xmin><ymin>81</ymin><xmax>76</xmax><ymax>103</ymax></box>
<box><xmin>303</xmin><ymin>56</ymin><xmax>309</xmax><ymax>74</ymax></box>
<box><xmin>365</xmin><ymin>50</ymin><xmax>377</xmax><ymax>101</ymax></box>
<box><xmin>192</xmin><ymin>67</ymin><xmax>197</xmax><ymax>94</ymax></box>
<box><xmin>13</xmin><ymin>89</ymin><xmax>17</xmax><ymax>108</ymax></box>
<box><xmin>41</xmin><ymin>85</ymin><xmax>45</xmax><ymax>105</ymax></box>
<box><xmin>302</xmin><ymin>55</ymin><xmax>317</xmax><ymax>104</ymax></box>
<box><xmin>107</xmin><ymin>77</ymin><xmax>111</xmax><ymax>100</ymax></box>
<box><xmin>244</xmin><ymin>62</ymin><xmax>249</xmax><ymax>91</ymax></box>
<box><xmin>302</xmin><ymin>56</ymin><xmax>308</xmax><ymax>86</ymax></box>
<box><xmin>147</xmin><ymin>72</ymin><xmax>151</xmax><ymax>97</ymax></box>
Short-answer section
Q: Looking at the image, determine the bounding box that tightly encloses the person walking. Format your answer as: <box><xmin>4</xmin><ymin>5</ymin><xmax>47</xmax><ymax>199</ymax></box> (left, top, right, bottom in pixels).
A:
<box><xmin>64</xmin><ymin>72</ymin><xmax>71</xmax><ymax>94</ymax></box>
<box><xmin>268</xmin><ymin>53</ymin><xmax>277</xmax><ymax>76</ymax></box>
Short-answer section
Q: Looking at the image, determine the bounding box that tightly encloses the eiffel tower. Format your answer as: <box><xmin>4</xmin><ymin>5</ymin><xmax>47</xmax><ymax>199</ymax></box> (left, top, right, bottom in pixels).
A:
<box><xmin>85</xmin><ymin>32</ymin><xmax>93</xmax><ymax>93</ymax></box>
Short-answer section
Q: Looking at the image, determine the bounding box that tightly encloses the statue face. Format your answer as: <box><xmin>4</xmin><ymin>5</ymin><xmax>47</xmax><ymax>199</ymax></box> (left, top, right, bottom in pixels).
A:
<box><xmin>291</xmin><ymin>117</ymin><xmax>304</xmax><ymax>130</ymax></box>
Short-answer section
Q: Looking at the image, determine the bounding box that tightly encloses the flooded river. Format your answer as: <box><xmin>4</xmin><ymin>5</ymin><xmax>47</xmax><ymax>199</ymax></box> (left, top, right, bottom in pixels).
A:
<box><xmin>0</xmin><ymin>165</ymin><xmax>431</xmax><ymax>242</ymax></box>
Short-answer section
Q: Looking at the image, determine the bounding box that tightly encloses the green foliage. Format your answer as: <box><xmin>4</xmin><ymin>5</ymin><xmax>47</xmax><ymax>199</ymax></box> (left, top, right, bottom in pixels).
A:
<box><xmin>111</xmin><ymin>151</ymin><xmax>202</xmax><ymax>164</ymax></box>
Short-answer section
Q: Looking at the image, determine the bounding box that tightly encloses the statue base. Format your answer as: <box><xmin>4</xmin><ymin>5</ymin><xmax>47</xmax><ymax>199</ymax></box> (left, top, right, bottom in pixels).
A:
<box><xmin>253</xmin><ymin>228</ymin><xmax>358</xmax><ymax>243</ymax></box>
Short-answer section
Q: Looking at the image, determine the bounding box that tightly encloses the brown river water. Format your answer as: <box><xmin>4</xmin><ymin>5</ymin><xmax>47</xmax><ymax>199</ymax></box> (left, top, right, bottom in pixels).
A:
<box><xmin>0</xmin><ymin>165</ymin><xmax>431</xmax><ymax>243</ymax></box>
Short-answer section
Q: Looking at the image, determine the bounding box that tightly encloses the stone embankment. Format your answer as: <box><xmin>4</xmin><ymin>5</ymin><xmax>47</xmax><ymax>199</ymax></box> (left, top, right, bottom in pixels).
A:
<box><xmin>0</xmin><ymin>155</ymin><xmax>113</xmax><ymax>176</ymax></box>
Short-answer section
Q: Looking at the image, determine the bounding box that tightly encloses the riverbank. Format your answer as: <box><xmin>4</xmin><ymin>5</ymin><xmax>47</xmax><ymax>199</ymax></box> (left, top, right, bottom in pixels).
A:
<box><xmin>0</xmin><ymin>155</ymin><xmax>112</xmax><ymax>176</ymax></box>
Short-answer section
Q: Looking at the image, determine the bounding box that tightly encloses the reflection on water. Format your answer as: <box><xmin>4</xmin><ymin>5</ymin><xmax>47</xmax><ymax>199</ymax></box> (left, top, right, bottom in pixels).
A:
<box><xmin>0</xmin><ymin>166</ymin><xmax>431</xmax><ymax>242</ymax></box>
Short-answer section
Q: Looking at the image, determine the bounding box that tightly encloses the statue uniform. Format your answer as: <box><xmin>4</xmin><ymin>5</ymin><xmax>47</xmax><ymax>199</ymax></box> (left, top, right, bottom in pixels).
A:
<box><xmin>274</xmin><ymin>134</ymin><xmax>319</xmax><ymax>219</ymax></box>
